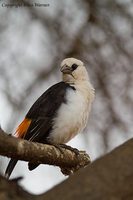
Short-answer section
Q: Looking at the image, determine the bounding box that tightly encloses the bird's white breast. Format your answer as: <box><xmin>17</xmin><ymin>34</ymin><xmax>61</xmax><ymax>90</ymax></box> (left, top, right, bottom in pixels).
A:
<box><xmin>48</xmin><ymin>83</ymin><xmax>94</xmax><ymax>144</ymax></box>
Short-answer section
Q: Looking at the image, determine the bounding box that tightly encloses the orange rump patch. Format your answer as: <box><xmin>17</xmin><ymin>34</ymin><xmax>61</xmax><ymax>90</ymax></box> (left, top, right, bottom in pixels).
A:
<box><xmin>15</xmin><ymin>118</ymin><xmax>31</xmax><ymax>138</ymax></box>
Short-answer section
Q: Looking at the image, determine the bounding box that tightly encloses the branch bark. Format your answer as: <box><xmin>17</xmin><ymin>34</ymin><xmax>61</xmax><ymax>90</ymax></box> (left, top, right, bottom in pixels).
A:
<box><xmin>0</xmin><ymin>128</ymin><xmax>90</xmax><ymax>176</ymax></box>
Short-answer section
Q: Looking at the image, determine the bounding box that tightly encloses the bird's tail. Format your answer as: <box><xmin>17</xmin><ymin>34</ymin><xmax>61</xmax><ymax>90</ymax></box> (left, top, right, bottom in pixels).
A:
<box><xmin>5</xmin><ymin>159</ymin><xmax>18</xmax><ymax>179</ymax></box>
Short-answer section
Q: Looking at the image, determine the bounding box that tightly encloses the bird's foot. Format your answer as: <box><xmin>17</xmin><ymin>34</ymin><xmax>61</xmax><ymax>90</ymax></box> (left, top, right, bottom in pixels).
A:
<box><xmin>59</xmin><ymin>144</ymin><xmax>80</xmax><ymax>156</ymax></box>
<box><xmin>47</xmin><ymin>142</ymin><xmax>79</xmax><ymax>155</ymax></box>
<box><xmin>46</xmin><ymin>142</ymin><xmax>64</xmax><ymax>154</ymax></box>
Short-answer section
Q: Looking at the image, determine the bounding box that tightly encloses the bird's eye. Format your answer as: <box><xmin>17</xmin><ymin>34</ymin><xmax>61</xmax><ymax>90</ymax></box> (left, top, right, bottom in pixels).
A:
<box><xmin>71</xmin><ymin>64</ymin><xmax>78</xmax><ymax>71</ymax></box>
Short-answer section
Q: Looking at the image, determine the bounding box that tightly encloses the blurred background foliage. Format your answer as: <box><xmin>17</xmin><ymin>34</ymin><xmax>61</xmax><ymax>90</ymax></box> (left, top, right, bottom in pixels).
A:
<box><xmin>0</xmin><ymin>0</ymin><xmax>133</xmax><ymax>194</ymax></box>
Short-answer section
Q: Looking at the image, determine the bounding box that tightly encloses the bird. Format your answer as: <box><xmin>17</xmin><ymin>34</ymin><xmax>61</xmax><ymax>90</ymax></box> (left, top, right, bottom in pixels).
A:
<box><xmin>5</xmin><ymin>57</ymin><xmax>95</xmax><ymax>179</ymax></box>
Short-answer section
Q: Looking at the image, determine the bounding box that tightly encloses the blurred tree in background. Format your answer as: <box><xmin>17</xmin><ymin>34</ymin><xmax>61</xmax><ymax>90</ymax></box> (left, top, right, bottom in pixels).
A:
<box><xmin>0</xmin><ymin>0</ymin><xmax>133</xmax><ymax>193</ymax></box>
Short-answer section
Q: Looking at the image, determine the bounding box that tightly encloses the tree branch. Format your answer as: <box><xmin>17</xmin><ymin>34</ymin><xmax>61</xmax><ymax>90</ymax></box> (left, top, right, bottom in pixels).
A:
<box><xmin>0</xmin><ymin>138</ymin><xmax>133</xmax><ymax>200</ymax></box>
<box><xmin>0</xmin><ymin>128</ymin><xmax>91</xmax><ymax>176</ymax></box>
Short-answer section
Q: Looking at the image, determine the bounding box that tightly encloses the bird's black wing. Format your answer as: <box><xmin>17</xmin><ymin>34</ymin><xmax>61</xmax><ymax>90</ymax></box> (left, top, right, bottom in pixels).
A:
<box><xmin>24</xmin><ymin>81</ymin><xmax>75</xmax><ymax>142</ymax></box>
<box><xmin>5</xmin><ymin>82</ymin><xmax>76</xmax><ymax>178</ymax></box>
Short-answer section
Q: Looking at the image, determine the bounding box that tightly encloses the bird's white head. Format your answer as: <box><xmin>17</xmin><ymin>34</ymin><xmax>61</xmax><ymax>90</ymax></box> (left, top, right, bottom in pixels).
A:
<box><xmin>60</xmin><ymin>58</ymin><xmax>89</xmax><ymax>84</ymax></box>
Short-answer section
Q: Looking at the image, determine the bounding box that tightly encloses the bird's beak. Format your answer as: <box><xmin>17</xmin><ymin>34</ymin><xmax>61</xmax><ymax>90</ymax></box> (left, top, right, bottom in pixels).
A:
<box><xmin>60</xmin><ymin>65</ymin><xmax>72</xmax><ymax>74</ymax></box>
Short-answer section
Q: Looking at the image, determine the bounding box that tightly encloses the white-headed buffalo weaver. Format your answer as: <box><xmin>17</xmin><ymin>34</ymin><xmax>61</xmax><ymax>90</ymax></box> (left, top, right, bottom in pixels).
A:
<box><xmin>5</xmin><ymin>58</ymin><xmax>95</xmax><ymax>179</ymax></box>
